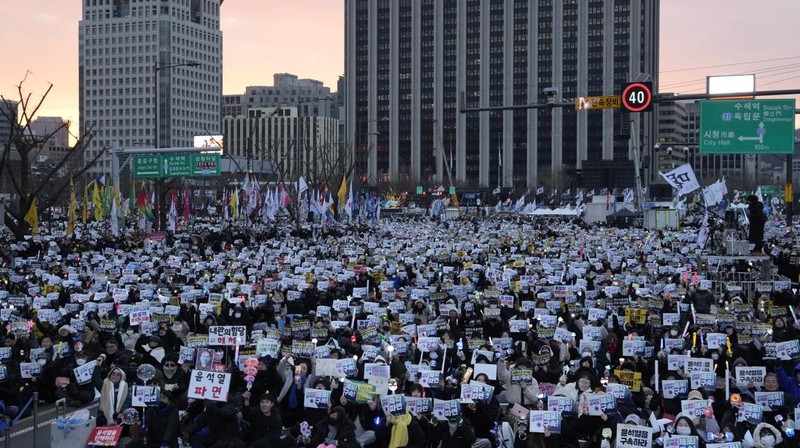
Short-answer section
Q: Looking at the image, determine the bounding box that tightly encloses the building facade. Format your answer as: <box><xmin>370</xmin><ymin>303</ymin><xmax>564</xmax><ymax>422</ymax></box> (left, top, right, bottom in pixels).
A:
<box><xmin>222</xmin><ymin>73</ymin><xmax>338</xmax><ymax>119</ymax></box>
<box><xmin>79</xmin><ymin>0</ymin><xmax>223</xmax><ymax>177</ymax></box>
<box><xmin>29</xmin><ymin>116</ymin><xmax>70</xmax><ymax>149</ymax></box>
<box><xmin>0</xmin><ymin>99</ymin><xmax>17</xmax><ymax>148</ymax></box>
<box><xmin>223</xmin><ymin>107</ymin><xmax>340</xmax><ymax>183</ymax></box>
<box><xmin>345</xmin><ymin>0</ymin><xmax>659</xmax><ymax>189</ymax></box>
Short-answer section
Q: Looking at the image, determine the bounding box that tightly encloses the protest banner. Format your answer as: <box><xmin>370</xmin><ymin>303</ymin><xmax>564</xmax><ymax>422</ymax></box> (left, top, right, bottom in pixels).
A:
<box><xmin>343</xmin><ymin>380</ymin><xmax>376</xmax><ymax>404</ymax></box>
<box><xmin>735</xmin><ymin>366</ymin><xmax>766</xmax><ymax>387</ymax></box>
<box><xmin>680</xmin><ymin>399</ymin><xmax>710</xmax><ymax>417</ymax></box>
<box><xmin>380</xmin><ymin>394</ymin><xmax>406</xmax><ymax>416</ymax></box>
<box><xmin>132</xmin><ymin>385</ymin><xmax>160</xmax><ymax>407</ymax></box>
<box><xmin>754</xmin><ymin>391</ymin><xmax>784</xmax><ymax>409</ymax></box>
<box><xmin>690</xmin><ymin>372</ymin><xmax>716</xmax><ymax>390</ymax></box>
<box><xmin>432</xmin><ymin>399</ymin><xmax>461</xmax><ymax>420</ymax></box>
<box><xmin>664</xmin><ymin>436</ymin><xmax>698</xmax><ymax>448</ymax></box>
<box><xmin>616</xmin><ymin>424</ymin><xmax>653</xmax><ymax>448</ymax></box>
<box><xmin>20</xmin><ymin>362</ymin><xmax>42</xmax><ymax>379</ymax></box>
<box><xmin>614</xmin><ymin>370</ymin><xmax>642</xmax><ymax>392</ymax></box>
<box><xmin>661</xmin><ymin>380</ymin><xmax>689</xmax><ymax>399</ymax></box>
<box><xmin>547</xmin><ymin>396</ymin><xmax>575</xmax><ymax>416</ymax></box>
<box><xmin>87</xmin><ymin>426</ymin><xmax>123</xmax><ymax>447</ymax></box>
<box><xmin>684</xmin><ymin>357</ymin><xmax>714</xmax><ymax>374</ymax></box>
<box><xmin>304</xmin><ymin>388</ymin><xmax>332</xmax><ymax>409</ymax></box>
<box><xmin>188</xmin><ymin>371</ymin><xmax>231</xmax><ymax>402</ymax></box>
<box><xmin>208</xmin><ymin>325</ymin><xmax>247</xmax><ymax>346</ymax></box>
<box><xmin>73</xmin><ymin>360</ymin><xmax>97</xmax><ymax>385</ymax></box>
<box><xmin>586</xmin><ymin>393</ymin><xmax>616</xmax><ymax>416</ymax></box>
<box><xmin>529</xmin><ymin>410</ymin><xmax>562</xmax><ymax>434</ymax></box>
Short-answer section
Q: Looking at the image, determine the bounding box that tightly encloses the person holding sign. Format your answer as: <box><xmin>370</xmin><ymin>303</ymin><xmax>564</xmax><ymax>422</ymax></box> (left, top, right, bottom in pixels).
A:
<box><xmin>278</xmin><ymin>356</ymin><xmax>316</xmax><ymax>428</ymax></box>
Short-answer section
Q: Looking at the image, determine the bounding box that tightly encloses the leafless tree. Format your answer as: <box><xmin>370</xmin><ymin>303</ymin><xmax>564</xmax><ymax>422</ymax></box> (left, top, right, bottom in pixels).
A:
<box><xmin>0</xmin><ymin>75</ymin><xmax>102</xmax><ymax>240</ymax></box>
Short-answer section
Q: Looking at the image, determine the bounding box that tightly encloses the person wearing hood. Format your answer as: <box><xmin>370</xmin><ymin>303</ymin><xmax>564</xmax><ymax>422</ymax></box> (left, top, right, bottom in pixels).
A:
<box><xmin>497</xmin><ymin>357</ymin><xmax>540</xmax><ymax>405</ymax></box>
<box><xmin>143</xmin><ymin>390</ymin><xmax>180</xmax><ymax>448</ymax></box>
<box><xmin>775</xmin><ymin>362</ymin><xmax>800</xmax><ymax>406</ymax></box>
<box><xmin>753</xmin><ymin>422</ymin><xmax>783</xmax><ymax>448</ymax></box>
<box><xmin>310</xmin><ymin>406</ymin><xmax>359</xmax><ymax>448</ymax></box>
<box><xmin>139</xmin><ymin>335</ymin><xmax>166</xmax><ymax>367</ymax></box>
<box><xmin>121</xmin><ymin>324</ymin><xmax>141</xmax><ymax>352</ymax></box>
<box><xmin>158</xmin><ymin>354</ymin><xmax>188</xmax><ymax>406</ymax></box>
<box><xmin>97</xmin><ymin>367</ymin><xmax>132</xmax><ymax>426</ymax></box>
<box><xmin>771</xmin><ymin>318</ymin><xmax>798</xmax><ymax>343</ymax></box>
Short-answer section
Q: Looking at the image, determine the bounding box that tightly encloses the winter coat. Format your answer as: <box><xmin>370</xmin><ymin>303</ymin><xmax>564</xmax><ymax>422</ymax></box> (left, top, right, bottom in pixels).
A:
<box><xmin>776</xmin><ymin>363</ymin><xmax>800</xmax><ymax>407</ymax></box>
<box><xmin>144</xmin><ymin>403</ymin><xmax>181</xmax><ymax>448</ymax></box>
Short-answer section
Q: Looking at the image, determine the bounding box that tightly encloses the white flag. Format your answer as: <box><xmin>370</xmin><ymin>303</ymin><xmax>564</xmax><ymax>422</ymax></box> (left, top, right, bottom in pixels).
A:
<box><xmin>298</xmin><ymin>176</ymin><xmax>308</xmax><ymax>195</ymax></box>
<box><xmin>659</xmin><ymin>163</ymin><xmax>700</xmax><ymax>196</ymax></box>
<box><xmin>536</xmin><ymin>187</ymin><xmax>544</xmax><ymax>195</ymax></box>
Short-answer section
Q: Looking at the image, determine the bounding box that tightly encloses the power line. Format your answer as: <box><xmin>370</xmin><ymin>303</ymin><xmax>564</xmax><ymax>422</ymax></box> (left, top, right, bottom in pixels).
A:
<box><xmin>660</xmin><ymin>56</ymin><xmax>800</xmax><ymax>74</ymax></box>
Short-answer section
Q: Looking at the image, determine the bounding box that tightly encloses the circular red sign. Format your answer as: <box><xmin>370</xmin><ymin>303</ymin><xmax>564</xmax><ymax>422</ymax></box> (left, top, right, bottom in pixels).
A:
<box><xmin>621</xmin><ymin>83</ymin><xmax>652</xmax><ymax>112</ymax></box>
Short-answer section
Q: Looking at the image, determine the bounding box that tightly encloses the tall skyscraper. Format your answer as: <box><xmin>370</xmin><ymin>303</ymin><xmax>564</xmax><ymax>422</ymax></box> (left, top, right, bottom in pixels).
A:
<box><xmin>79</xmin><ymin>0</ymin><xmax>223</xmax><ymax>176</ymax></box>
<box><xmin>345</xmin><ymin>0</ymin><xmax>659</xmax><ymax>190</ymax></box>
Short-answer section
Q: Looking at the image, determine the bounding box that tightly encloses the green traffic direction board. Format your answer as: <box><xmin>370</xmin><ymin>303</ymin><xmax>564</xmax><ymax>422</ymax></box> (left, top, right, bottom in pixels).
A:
<box><xmin>132</xmin><ymin>153</ymin><xmax>221</xmax><ymax>179</ymax></box>
<box><xmin>699</xmin><ymin>99</ymin><xmax>795</xmax><ymax>154</ymax></box>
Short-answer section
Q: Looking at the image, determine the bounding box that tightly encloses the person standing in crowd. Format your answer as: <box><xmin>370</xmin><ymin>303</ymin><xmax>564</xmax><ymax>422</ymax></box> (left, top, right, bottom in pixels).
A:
<box><xmin>746</xmin><ymin>194</ymin><xmax>767</xmax><ymax>255</ymax></box>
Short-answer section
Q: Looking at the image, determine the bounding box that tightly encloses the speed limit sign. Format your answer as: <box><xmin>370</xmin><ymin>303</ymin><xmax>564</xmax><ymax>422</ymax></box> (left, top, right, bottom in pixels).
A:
<box><xmin>621</xmin><ymin>82</ymin><xmax>653</xmax><ymax>112</ymax></box>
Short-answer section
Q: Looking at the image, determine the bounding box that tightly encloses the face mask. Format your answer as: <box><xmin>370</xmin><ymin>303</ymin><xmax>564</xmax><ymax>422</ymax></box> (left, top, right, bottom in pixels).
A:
<box><xmin>711</xmin><ymin>353</ymin><xmax>719</xmax><ymax>360</ymax></box>
<box><xmin>761</xmin><ymin>435</ymin><xmax>775</xmax><ymax>447</ymax></box>
<box><xmin>578</xmin><ymin>379</ymin><xmax>590</xmax><ymax>391</ymax></box>
<box><xmin>76</xmin><ymin>358</ymin><xmax>86</xmax><ymax>365</ymax></box>
<box><xmin>234</xmin><ymin>313</ymin><xmax>241</xmax><ymax>319</ymax></box>
<box><xmin>670</xmin><ymin>330</ymin><xmax>678</xmax><ymax>337</ymax></box>
<box><xmin>676</xmin><ymin>426</ymin><xmax>692</xmax><ymax>436</ymax></box>
<box><xmin>126</xmin><ymin>329</ymin><xmax>134</xmax><ymax>335</ymax></box>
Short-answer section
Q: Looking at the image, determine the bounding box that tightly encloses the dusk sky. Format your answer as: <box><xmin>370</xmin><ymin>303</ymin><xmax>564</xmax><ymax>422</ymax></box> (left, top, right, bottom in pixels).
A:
<box><xmin>2</xmin><ymin>0</ymin><xmax>798</xmax><ymax>137</ymax></box>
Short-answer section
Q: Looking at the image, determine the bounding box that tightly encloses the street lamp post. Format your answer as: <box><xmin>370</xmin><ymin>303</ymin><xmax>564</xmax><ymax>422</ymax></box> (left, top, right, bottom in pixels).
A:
<box><xmin>153</xmin><ymin>60</ymin><xmax>199</xmax><ymax>230</ymax></box>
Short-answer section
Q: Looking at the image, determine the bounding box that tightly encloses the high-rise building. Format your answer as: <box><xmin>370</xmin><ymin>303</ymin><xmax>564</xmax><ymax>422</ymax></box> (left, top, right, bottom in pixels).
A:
<box><xmin>223</xmin><ymin>107</ymin><xmax>340</xmax><ymax>183</ymax></box>
<box><xmin>0</xmin><ymin>99</ymin><xmax>17</xmax><ymax>147</ymax></box>
<box><xmin>222</xmin><ymin>73</ymin><xmax>337</xmax><ymax>119</ymax></box>
<box><xmin>29</xmin><ymin>117</ymin><xmax>70</xmax><ymax>149</ymax></box>
<box><xmin>79</xmin><ymin>0</ymin><xmax>223</xmax><ymax>177</ymax></box>
<box><xmin>345</xmin><ymin>0</ymin><xmax>659</xmax><ymax>189</ymax></box>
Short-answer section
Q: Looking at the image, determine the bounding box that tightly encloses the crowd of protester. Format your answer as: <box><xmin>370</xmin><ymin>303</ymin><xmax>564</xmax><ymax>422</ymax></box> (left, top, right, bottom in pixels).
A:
<box><xmin>0</xmin><ymin>208</ymin><xmax>798</xmax><ymax>448</ymax></box>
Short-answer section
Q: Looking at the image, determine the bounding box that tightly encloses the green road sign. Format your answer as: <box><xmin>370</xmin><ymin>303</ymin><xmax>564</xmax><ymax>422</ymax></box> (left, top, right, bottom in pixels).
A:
<box><xmin>132</xmin><ymin>153</ymin><xmax>221</xmax><ymax>179</ymax></box>
<box><xmin>699</xmin><ymin>99</ymin><xmax>795</xmax><ymax>154</ymax></box>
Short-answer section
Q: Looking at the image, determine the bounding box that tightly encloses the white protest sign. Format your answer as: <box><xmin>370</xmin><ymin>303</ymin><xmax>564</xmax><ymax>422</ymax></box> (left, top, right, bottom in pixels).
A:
<box><xmin>132</xmin><ymin>385</ymin><xmax>161</xmax><ymax>407</ymax></box>
<box><xmin>616</xmin><ymin>424</ymin><xmax>653</xmax><ymax>448</ymax></box>
<box><xmin>208</xmin><ymin>326</ymin><xmax>247</xmax><ymax>346</ymax></box>
<box><xmin>188</xmin><ymin>371</ymin><xmax>231</xmax><ymax>402</ymax></box>
<box><xmin>73</xmin><ymin>360</ymin><xmax>97</xmax><ymax>385</ymax></box>
<box><xmin>303</xmin><ymin>388</ymin><xmax>332</xmax><ymax>409</ymax></box>
<box><xmin>735</xmin><ymin>366</ymin><xmax>766</xmax><ymax>387</ymax></box>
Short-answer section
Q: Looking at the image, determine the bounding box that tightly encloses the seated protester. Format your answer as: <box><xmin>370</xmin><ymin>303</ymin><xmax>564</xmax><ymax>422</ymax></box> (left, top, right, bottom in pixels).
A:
<box><xmin>143</xmin><ymin>390</ymin><xmax>180</xmax><ymax>448</ymax></box>
<box><xmin>55</xmin><ymin>350</ymin><xmax>102</xmax><ymax>407</ymax></box>
<box><xmin>385</xmin><ymin>409</ymin><xmax>427</xmax><ymax>448</ymax></box>
<box><xmin>679</xmin><ymin>390</ymin><xmax>720</xmax><ymax>436</ymax></box>
<box><xmin>139</xmin><ymin>335</ymin><xmax>166</xmax><ymax>368</ymax></box>
<box><xmin>753</xmin><ymin>423</ymin><xmax>783</xmax><ymax>448</ymax></box>
<box><xmin>159</xmin><ymin>355</ymin><xmax>188</xmax><ymax>406</ymax></box>
<box><xmin>183</xmin><ymin>399</ymin><xmax>243</xmax><ymax>448</ymax></box>
<box><xmin>309</xmin><ymin>406</ymin><xmax>359</xmax><ymax>448</ymax></box>
<box><xmin>121</xmin><ymin>324</ymin><xmax>141</xmax><ymax>352</ymax></box>
<box><xmin>462</xmin><ymin>373</ymin><xmax>500</xmax><ymax>445</ymax></box>
<box><xmin>277</xmin><ymin>356</ymin><xmax>316</xmax><ymax>428</ymax></box>
<box><xmin>156</xmin><ymin>324</ymin><xmax>181</xmax><ymax>354</ymax></box>
<box><xmin>761</xmin><ymin>373</ymin><xmax>794</xmax><ymax>408</ymax></box>
<box><xmin>100</xmin><ymin>339</ymin><xmax>133</xmax><ymax>379</ymax></box>
<box><xmin>241</xmin><ymin>393</ymin><xmax>283</xmax><ymax>448</ymax></box>
<box><xmin>670</xmin><ymin>415</ymin><xmax>707</xmax><ymax>448</ymax></box>
<box><xmin>430</xmin><ymin>414</ymin><xmax>481</xmax><ymax>448</ymax></box>
<box><xmin>771</xmin><ymin>318</ymin><xmax>797</xmax><ymax>343</ymax></box>
<box><xmin>336</xmin><ymin>393</ymin><xmax>379</xmax><ymax>448</ymax></box>
<box><xmin>97</xmin><ymin>367</ymin><xmax>132</xmax><ymax>426</ymax></box>
<box><xmin>497</xmin><ymin>357</ymin><xmax>540</xmax><ymax>405</ymax></box>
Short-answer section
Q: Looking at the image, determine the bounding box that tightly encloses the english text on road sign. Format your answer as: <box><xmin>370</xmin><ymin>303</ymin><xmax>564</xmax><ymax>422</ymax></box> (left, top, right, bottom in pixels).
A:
<box><xmin>133</xmin><ymin>153</ymin><xmax>222</xmax><ymax>179</ymax></box>
<box><xmin>699</xmin><ymin>99</ymin><xmax>795</xmax><ymax>154</ymax></box>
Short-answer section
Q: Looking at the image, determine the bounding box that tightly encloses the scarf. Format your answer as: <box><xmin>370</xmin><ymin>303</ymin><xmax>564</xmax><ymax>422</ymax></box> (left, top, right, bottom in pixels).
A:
<box><xmin>389</xmin><ymin>411</ymin><xmax>412</xmax><ymax>448</ymax></box>
<box><xmin>100</xmin><ymin>378</ymin><xmax>129</xmax><ymax>421</ymax></box>
<box><xmin>288</xmin><ymin>376</ymin><xmax>306</xmax><ymax>409</ymax></box>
